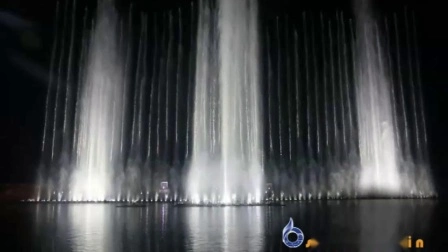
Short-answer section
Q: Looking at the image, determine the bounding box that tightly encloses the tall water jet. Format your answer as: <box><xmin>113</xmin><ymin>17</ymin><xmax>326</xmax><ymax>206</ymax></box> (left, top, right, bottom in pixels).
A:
<box><xmin>411</xmin><ymin>12</ymin><xmax>428</xmax><ymax>156</ymax></box>
<box><xmin>266</xmin><ymin>30</ymin><xmax>274</xmax><ymax>158</ymax></box>
<box><xmin>293</xmin><ymin>30</ymin><xmax>301</xmax><ymax>149</ymax></box>
<box><xmin>146</xmin><ymin>15</ymin><xmax>158</xmax><ymax>162</ymax></box>
<box><xmin>137</xmin><ymin>14</ymin><xmax>148</xmax><ymax>161</ymax></box>
<box><xmin>275</xmin><ymin>18</ymin><xmax>283</xmax><ymax>158</ymax></box>
<box><xmin>303</xmin><ymin>13</ymin><xmax>312</xmax><ymax>159</ymax></box>
<box><xmin>71</xmin><ymin>0</ymin><xmax>124</xmax><ymax>201</ymax></box>
<box><xmin>188</xmin><ymin>0</ymin><xmax>219</xmax><ymax>197</ymax></box>
<box><xmin>383</xmin><ymin>17</ymin><xmax>401</xmax><ymax>153</ymax></box>
<box><xmin>165</xmin><ymin>12</ymin><xmax>174</xmax><ymax>161</ymax></box>
<box><xmin>336</xmin><ymin>12</ymin><xmax>347</xmax><ymax>156</ymax></box>
<box><xmin>73</xmin><ymin>7</ymin><xmax>89</xmax><ymax>160</ymax></box>
<box><xmin>311</xmin><ymin>15</ymin><xmax>320</xmax><ymax>159</ymax></box>
<box><xmin>320</xmin><ymin>14</ymin><xmax>329</xmax><ymax>152</ymax></box>
<box><xmin>328</xmin><ymin>20</ymin><xmax>338</xmax><ymax>159</ymax></box>
<box><xmin>51</xmin><ymin>0</ymin><xmax>70</xmax><ymax>162</ymax></box>
<box><xmin>340</xmin><ymin>13</ymin><xmax>354</xmax><ymax>152</ymax></box>
<box><xmin>355</xmin><ymin>0</ymin><xmax>401</xmax><ymax>195</ymax></box>
<box><xmin>285</xmin><ymin>17</ymin><xmax>293</xmax><ymax>162</ymax></box>
<box><xmin>37</xmin><ymin>1</ymin><xmax>61</xmax><ymax>200</ymax></box>
<box><xmin>188</xmin><ymin>0</ymin><xmax>263</xmax><ymax>202</ymax></box>
<box><xmin>218</xmin><ymin>0</ymin><xmax>263</xmax><ymax>201</ymax></box>
<box><xmin>393</xmin><ymin>14</ymin><xmax>410</xmax><ymax>159</ymax></box>
<box><xmin>119</xmin><ymin>5</ymin><xmax>133</xmax><ymax>158</ymax></box>
<box><xmin>174</xmin><ymin>8</ymin><xmax>183</xmax><ymax>163</ymax></box>
<box><xmin>185</xmin><ymin>2</ymin><xmax>196</xmax><ymax>161</ymax></box>
<box><xmin>58</xmin><ymin>0</ymin><xmax>78</xmax><ymax>195</ymax></box>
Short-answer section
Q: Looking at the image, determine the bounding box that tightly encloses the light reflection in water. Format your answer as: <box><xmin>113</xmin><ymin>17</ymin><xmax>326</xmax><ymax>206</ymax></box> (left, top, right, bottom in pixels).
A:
<box><xmin>69</xmin><ymin>204</ymin><xmax>110</xmax><ymax>252</ymax></box>
<box><xmin>16</xmin><ymin>200</ymin><xmax>439</xmax><ymax>251</ymax></box>
<box><xmin>186</xmin><ymin>207</ymin><xmax>266</xmax><ymax>251</ymax></box>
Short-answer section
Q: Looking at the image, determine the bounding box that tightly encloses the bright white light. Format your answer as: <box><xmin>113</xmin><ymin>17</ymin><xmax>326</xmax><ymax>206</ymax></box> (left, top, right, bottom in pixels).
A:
<box><xmin>69</xmin><ymin>2</ymin><xmax>123</xmax><ymax>202</ymax></box>
<box><xmin>222</xmin><ymin>194</ymin><xmax>231</xmax><ymax>204</ymax></box>
<box><xmin>192</xmin><ymin>194</ymin><xmax>200</xmax><ymax>204</ymax></box>
<box><xmin>185</xmin><ymin>0</ymin><xmax>264</xmax><ymax>204</ymax></box>
<box><xmin>255</xmin><ymin>191</ymin><xmax>261</xmax><ymax>203</ymax></box>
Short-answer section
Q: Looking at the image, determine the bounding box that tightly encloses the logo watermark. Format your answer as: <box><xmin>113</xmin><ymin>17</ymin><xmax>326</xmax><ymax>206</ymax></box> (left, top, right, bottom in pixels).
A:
<box><xmin>282</xmin><ymin>218</ymin><xmax>304</xmax><ymax>248</ymax></box>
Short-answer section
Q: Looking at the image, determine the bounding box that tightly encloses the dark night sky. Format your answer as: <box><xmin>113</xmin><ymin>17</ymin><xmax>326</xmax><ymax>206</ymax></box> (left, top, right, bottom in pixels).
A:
<box><xmin>1</xmin><ymin>0</ymin><xmax>447</xmax><ymax>194</ymax></box>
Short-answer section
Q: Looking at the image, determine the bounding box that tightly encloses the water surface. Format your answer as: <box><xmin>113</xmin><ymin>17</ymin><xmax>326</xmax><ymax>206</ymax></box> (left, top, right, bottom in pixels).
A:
<box><xmin>0</xmin><ymin>200</ymin><xmax>443</xmax><ymax>251</ymax></box>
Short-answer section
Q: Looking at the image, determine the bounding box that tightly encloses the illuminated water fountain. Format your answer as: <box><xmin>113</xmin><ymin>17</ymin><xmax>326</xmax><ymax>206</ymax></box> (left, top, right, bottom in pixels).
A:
<box><xmin>354</xmin><ymin>0</ymin><xmax>434</xmax><ymax>196</ymax></box>
<box><xmin>186</xmin><ymin>0</ymin><xmax>264</xmax><ymax>204</ymax></box>
<box><xmin>34</xmin><ymin>0</ymin><xmax>435</xmax><ymax>203</ymax></box>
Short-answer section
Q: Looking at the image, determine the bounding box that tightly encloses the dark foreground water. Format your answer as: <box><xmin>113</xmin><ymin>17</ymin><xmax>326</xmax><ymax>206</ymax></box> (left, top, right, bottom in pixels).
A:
<box><xmin>0</xmin><ymin>200</ymin><xmax>445</xmax><ymax>252</ymax></box>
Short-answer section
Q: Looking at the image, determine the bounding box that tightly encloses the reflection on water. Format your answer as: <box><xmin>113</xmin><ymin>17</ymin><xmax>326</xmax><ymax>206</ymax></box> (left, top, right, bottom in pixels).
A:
<box><xmin>186</xmin><ymin>206</ymin><xmax>265</xmax><ymax>251</ymax></box>
<box><xmin>69</xmin><ymin>205</ymin><xmax>109</xmax><ymax>251</ymax></box>
<box><xmin>358</xmin><ymin>200</ymin><xmax>433</xmax><ymax>252</ymax></box>
<box><xmin>0</xmin><ymin>200</ymin><xmax>442</xmax><ymax>251</ymax></box>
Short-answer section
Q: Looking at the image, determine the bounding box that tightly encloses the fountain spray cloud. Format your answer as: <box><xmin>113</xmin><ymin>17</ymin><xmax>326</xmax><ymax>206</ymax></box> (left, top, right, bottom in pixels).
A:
<box><xmin>71</xmin><ymin>1</ymin><xmax>124</xmax><ymax>201</ymax></box>
<box><xmin>187</xmin><ymin>0</ymin><xmax>264</xmax><ymax>201</ymax></box>
<box><xmin>355</xmin><ymin>0</ymin><xmax>401</xmax><ymax>195</ymax></box>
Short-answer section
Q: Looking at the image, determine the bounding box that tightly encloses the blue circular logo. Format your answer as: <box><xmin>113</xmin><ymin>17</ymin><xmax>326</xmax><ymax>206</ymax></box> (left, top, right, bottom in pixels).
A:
<box><xmin>282</xmin><ymin>218</ymin><xmax>304</xmax><ymax>248</ymax></box>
